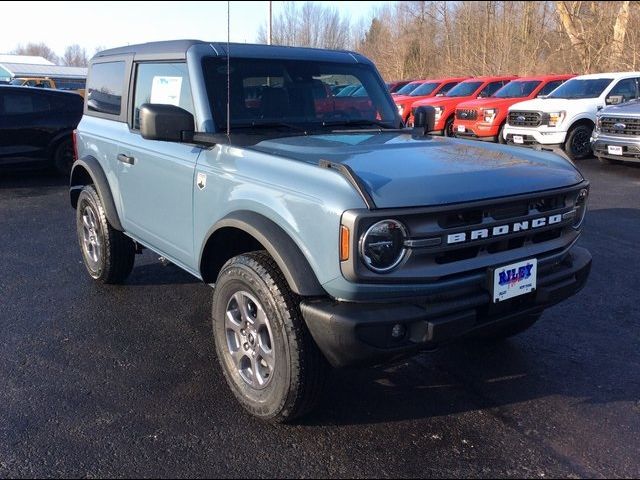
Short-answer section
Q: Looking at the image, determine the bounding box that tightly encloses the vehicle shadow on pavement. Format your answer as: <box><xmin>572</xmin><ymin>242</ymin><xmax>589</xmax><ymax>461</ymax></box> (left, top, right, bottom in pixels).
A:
<box><xmin>126</xmin><ymin>261</ymin><xmax>201</xmax><ymax>286</ymax></box>
<box><xmin>0</xmin><ymin>171</ymin><xmax>67</xmax><ymax>189</ymax></box>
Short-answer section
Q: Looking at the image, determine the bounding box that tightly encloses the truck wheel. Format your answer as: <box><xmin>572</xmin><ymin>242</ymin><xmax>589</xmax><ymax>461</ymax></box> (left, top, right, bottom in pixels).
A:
<box><xmin>76</xmin><ymin>185</ymin><xmax>135</xmax><ymax>284</ymax></box>
<box><xmin>53</xmin><ymin>138</ymin><xmax>75</xmax><ymax>177</ymax></box>
<box><xmin>212</xmin><ymin>251</ymin><xmax>328</xmax><ymax>423</ymax></box>
<box><xmin>498</xmin><ymin>123</ymin><xmax>507</xmax><ymax>144</ymax></box>
<box><xmin>444</xmin><ymin>116</ymin><xmax>455</xmax><ymax>137</ymax></box>
<box><xmin>564</xmin><ymin>124</ymin><xmax>593</xmax><ymax>160</ymax></box>
<box><xmin>480</xmin><ymin>314</ymin><xmax>541</xmax><ymax>341</ymax></box>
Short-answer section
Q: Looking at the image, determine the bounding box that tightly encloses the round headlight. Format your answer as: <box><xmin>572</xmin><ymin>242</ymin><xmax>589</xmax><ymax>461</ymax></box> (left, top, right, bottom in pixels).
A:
<box><xmin>359</xmin><ymin>219</ymin><xmax>408</xmax><ymax>273</ymax></box>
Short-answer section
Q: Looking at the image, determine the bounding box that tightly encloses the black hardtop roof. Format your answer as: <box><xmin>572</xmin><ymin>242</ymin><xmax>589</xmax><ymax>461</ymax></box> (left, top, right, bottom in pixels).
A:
<box><xmin>93</xmin><ymin>39</ymin><xmax>369</xmax><ymax>64</ymax></box>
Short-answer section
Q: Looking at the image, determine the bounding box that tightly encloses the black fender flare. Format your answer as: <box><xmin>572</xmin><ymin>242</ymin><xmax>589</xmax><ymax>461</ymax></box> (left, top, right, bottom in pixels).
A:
<box><xmin>69</xmin><ymin>156</ymin><xmax>123</xmax><ymax>231</ymax></box>
<box><xmin>203</xmin><ymin>211</ymin><xmax>326</xmax><ymax>297</ymax></box>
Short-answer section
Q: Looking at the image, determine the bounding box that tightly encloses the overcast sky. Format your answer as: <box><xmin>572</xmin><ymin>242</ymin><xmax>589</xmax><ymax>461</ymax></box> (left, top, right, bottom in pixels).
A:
<box><xmin>0</xmin><ymin>1</ymin><xmax>390</xmax><ymax>58</ymax></box>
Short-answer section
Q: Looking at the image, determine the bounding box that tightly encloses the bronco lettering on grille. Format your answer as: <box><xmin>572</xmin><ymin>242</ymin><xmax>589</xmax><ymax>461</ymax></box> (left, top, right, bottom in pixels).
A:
<box><xmin>447</xmin><ymin>214</ymin><xmax>562</xmax><ymax>245</ymax></box>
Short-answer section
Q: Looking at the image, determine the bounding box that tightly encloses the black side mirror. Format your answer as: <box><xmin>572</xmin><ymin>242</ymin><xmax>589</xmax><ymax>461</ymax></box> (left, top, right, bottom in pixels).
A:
<box><xmin>605</xmin><ymin>95</ymin><xmax>624</xmax><ymax>105</ymax></box>
<box><xmin>412</xmin><ymin>106</ymin><xmax>436</xmax><ymax>136</ymax></box>
<box><xmin>140</xmin><ymin>103</ymin><xmax>194</xmax><ymax>142</ymax></box>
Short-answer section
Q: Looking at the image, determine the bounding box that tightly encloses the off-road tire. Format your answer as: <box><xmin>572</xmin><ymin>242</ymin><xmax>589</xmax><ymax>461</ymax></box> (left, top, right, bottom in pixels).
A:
<box><xmin>212</xmin><ymin>251</ymin><xmax>328</xmax><ymax>423</ymax></box>
<box><xmin>76</xmin><ymin>185</ymin><xmax>135</xmax><ymax>284</ymax></box>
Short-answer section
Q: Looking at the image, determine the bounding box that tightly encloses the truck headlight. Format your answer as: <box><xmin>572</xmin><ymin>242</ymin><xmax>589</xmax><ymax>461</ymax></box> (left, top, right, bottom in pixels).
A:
<box><xmin>434</xmin><ymin>106</ymin><xmax>444</xmax><ymax>121</ymax></box>
<box><xmin>595</xmin><ymin>116</ymin><xmax>602</xmax><ymax>132</ymax></box>
<box><xmin>548</xmin><ymin>111</ymin><xmax>566</xmax><ymax>127</ymax></box>
<box><xmin>483</xmin><ymin>108</ymin><xmax>497</xmax><ymax>123</ymax></box>
<box><xmin>396</xmin><ymin>104</ymin><xmax>404</xmax><ymax>117</ymax></box>
<box><xmin>359</xmin><ymin>219</ymin><xmax>408</xmax><ymax>273</ymax></box>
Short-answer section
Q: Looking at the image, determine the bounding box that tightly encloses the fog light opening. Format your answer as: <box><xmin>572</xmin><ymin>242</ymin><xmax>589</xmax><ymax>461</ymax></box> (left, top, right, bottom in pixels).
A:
<box><xmin>391</xmin><ymin>323</ymin><xmax>406</xmax><ymax>340</ymax></box>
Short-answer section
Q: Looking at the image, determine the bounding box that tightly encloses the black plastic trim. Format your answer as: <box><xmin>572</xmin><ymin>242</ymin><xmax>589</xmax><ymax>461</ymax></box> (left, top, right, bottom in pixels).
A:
<box><xmin>202</xmin><ymin>211</ymin><xmax>325</xmax><ymax>296</ymax></box>
<box><xmin>319</xmin><ymin>159</ymin><xmax>376</xmax><ymax>210</ymax></box>
<box><xmin>69</xmin><ymin>156</ymin><xmax>123</xmax><ymax>231</ymax></box>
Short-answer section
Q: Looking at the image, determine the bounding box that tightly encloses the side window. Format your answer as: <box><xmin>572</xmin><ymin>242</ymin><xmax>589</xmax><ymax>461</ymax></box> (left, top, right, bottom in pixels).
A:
<box><xmin>132</xmin><ymin>62</ymin><xmax>194</xmax><ymax>130</ymax></box>
<box><xmin>2</xmin><ymin>91</ymin><xmax>49</xmax><ymax>114</ymax></box>
<box><xmin>87</xmin><ymin>61</ymin><xmax>126</xmax><ymax>116</ymax></box>
<box><xmin>480</xmin><ymin>81</ymin><xmax>506</xmax><ymax>97</ymax></box>
<box><xmin>440</xmin><ymin>81</ymin><xmax>458</xmax><ymax>94</ymax></box>
<box><xmin>608</xmin><ymin>78</ymin><xmax>637</xmax><ymax>103</ymax></box>
<box><xmin>41</xmin><ymin>80</ymin><xmax>52</xmax><ymax>88</ymax></box>
<box><xmin>538</xmin><ymin>80</ymin><xmax>564</xmax><ymax>96</ymax></box>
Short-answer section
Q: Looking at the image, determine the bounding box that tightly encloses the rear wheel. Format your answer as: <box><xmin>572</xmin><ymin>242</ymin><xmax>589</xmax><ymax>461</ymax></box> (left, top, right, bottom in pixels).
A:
<box><xmin>212</xmin><ymin>251</ymin><xmax>328</xmax><ymax>423</ymax></box>
<box><xmin>76</xmin><ymin>185</ymin><xmax>135</xmax><ymax>284</ymax></box>
<box><xmin>564</xmin><ymin>124</ymin><xmax>593</xmax><ymax>160</ymax></box>
<box><xmin>53</xmin><ymin>138</ymin><xmax>75</xmax><ymax>177</ymax></box>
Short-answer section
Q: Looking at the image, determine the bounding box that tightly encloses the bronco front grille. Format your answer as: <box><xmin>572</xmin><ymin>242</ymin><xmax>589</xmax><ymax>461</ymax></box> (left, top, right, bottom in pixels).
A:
<box><xmin>600</xmin><ymin>116</ymin><xmax>640</xmax><ymax>136</ymax></box>
<box><xmin>456</xmin><ymin>109</ymin><xmax>478</xmax><ymax>120</ymax></box>
<box><xmin>508</xmin><ymin>111</ymin><xmax>542</xmax><ymax>127</ymax></box>
<box><xmin>343</xmin><ymin>185</ymin><xmax>586</xmax><ymax>284</ymax></box>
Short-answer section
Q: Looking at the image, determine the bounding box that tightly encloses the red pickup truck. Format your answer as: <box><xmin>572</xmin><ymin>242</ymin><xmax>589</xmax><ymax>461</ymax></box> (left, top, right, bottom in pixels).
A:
<box><xmin>409</xmin><ymin>76</ymin><xmax>518</xmax><ymax>136</ymax></box>
<box><xmin>393</xmin><ymin>77</ymin><xmax>469</xmax><ymax>123</ymax></box>
<box><xmin>453</xmin><ymin>74</ymin><xmax>575</xmax><ymax>143</ymax></box>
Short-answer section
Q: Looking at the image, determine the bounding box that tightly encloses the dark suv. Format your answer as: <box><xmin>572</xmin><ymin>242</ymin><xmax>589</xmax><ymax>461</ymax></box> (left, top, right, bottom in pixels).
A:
<box><xmin>0</xmin><ymin>86</ymin><xmax>83</xmax><ymax>175</ymax></box>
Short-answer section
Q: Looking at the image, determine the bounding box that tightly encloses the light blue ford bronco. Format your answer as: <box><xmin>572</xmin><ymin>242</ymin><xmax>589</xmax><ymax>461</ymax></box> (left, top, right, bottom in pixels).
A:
<box><xmin>70</xmin><ymin>40</ymin><xmax>592</xmax><ymax>422</ymax></box>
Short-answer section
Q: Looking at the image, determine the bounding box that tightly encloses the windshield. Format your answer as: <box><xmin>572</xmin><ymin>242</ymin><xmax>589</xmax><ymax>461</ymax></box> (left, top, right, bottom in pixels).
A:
<box><xmin>203</xmin><ymin>58</ymin><xmax>397</xmax><ymax>132</ymax></box>
<box><xmin>336</xmin><ymin>84</ymin><xmax>359</xmax><ymax>97</ymax></box>
<box><xmin>446</xmin><ymin>81</ymin><xmax>483</xmax><ymax>97</ymax></box>
<box><xmin>547</xmin><ymin>78</ymin><xmax>613</xmax><ymax>99</ymax></box>
<box><xmin>395</xmin><ymin>82</ymin><xmax>421</xmax><ymax>95</ymax></box>
<box><xmin>493</xmin><ymin>80</ymin><xmax>541</xmax><ymax>98</ymax></box>
<box><xmin>409</xmin><ymin>82</ymin><xmax>439</xmax><ymax>97</ymax></box>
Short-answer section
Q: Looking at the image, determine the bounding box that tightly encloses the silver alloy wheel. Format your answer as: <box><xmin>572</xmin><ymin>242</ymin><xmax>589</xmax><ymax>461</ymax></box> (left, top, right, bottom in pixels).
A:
<box><xmin>225</xmin><ymin>291</ymin><xmax>275</xmax><ymax>390</ymax></box>
<box><xmin>81</xmin><ymin>205</ymin><xmax>102</xmax><ymax>271</ymax></box>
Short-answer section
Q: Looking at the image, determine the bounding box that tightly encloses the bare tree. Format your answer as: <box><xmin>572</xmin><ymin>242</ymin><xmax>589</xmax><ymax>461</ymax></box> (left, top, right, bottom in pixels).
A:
<box><xmin>12</xmin><ymin>42</ymin><xmax>59</xmax><ymax>64</ymax></box>
<box><xmin>62</xmin><ymin>44</ymin><xmax>89</xmax><ymax>67</ymax></box>
<box><xmin>258</xmin><ymin>1</ymin><xmax>351</xmax><ymax>50</ymax></box>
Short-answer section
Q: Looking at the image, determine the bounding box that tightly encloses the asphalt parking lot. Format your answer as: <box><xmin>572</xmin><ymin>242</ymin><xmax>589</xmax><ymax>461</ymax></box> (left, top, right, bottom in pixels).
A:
<box><xmin>0</xmin><ymin>157</ymin><xmax>639</xmax><ymax>478</ymax></box>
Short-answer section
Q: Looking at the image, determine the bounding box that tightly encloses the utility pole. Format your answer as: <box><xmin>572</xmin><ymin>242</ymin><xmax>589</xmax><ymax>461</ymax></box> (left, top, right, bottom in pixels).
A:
<box><xmin>267</xmin><ymin>1</ymin><xmax>272</xmax><ymax>45</ymax></box>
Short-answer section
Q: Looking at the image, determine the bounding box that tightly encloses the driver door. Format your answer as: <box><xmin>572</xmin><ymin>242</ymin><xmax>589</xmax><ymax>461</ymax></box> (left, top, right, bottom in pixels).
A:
<box><xmin>117</xmin><ymin>62</ymin><xmax>201</xmax><ymax>267</ymax></box>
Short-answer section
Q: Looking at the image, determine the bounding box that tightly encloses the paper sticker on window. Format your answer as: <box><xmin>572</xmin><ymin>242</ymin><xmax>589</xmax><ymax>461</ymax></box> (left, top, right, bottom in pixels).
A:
<box><xmin>150</xmin><ymin>76</ymin><xmax>183</xmax><ymax>106</ymax></box>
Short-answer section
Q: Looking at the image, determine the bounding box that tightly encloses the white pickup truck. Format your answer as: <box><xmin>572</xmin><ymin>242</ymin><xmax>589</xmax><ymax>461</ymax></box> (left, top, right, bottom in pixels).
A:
<box><xmin>503</xmin><ymin>72</ymin><xmax>640</xmax><ymax>160</ymax></box>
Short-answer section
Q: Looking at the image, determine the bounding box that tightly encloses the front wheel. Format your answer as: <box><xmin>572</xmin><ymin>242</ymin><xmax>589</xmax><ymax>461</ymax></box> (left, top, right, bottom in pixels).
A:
<box><xmin>443</xmin><ymin>116</ymin><xmax>455</xmax><ymax>137</ymax></box>
<box><xmin>497</xmin><ymin>123</ymin><xmax>507</xmax><ymax>144</ymax></box>
<box><xmin>212</xmin><ymin>251</ymin><xmax>328</xmax><ymax>423</ymax></box>
<box><xmin>564</xmin><ymin>124</ymin><xmax>593</xmax><ymax>160</ymax></box>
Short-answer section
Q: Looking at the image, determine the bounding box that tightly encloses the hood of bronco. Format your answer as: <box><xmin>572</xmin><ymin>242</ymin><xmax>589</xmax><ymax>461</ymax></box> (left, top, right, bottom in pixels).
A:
<box><xmin>249</xmin><ymin>132</ymin><xmax>584</xmax><ymax>209</ymax></box>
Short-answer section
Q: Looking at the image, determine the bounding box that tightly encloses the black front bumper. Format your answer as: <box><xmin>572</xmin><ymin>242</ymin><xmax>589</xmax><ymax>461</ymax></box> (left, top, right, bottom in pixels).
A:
<box><xmin>301</xmin><ymin>246</ymin><xmax>591</xmax><ymax>368</ymax></box>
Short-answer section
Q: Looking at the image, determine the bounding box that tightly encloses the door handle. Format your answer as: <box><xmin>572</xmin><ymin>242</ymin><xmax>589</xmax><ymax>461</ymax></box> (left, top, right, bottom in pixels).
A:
<box><xmin>117</xmin><ymin>153</ymin><xmax>135</xmax><ymax>165</ymax></box>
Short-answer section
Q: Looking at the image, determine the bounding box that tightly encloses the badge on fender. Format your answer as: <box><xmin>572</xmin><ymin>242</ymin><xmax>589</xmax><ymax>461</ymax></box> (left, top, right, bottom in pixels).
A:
<box><xmin>197</xmin><ymin>172</ymin><xmax>207</xmax><ymax>190</ymax></box>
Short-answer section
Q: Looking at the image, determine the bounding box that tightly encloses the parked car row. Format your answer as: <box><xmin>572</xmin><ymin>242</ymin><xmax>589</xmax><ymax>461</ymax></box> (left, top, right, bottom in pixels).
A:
<box><xmin>393</xmin><ymin>71</ymin><xmax>640</xmax><ymax>163</ymax></box>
